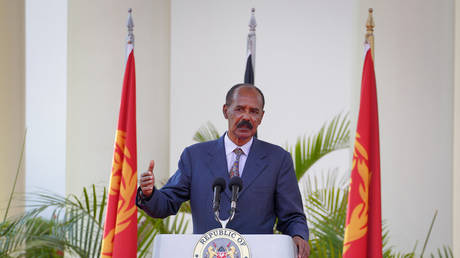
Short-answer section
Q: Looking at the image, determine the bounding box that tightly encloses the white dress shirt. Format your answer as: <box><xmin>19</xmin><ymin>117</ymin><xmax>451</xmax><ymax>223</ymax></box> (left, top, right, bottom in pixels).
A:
<box><xmin>224</xmin><ymin>133</ymin><xmax>253</xmax><ymax>177</ymax></box>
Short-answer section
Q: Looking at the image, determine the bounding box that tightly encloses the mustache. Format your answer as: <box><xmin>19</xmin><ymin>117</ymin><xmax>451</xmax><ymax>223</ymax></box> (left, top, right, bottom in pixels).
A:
<box><xmin>237</xmin><ymin>120</ymin><xmax>253</xmax><ymax>129</ymax></box>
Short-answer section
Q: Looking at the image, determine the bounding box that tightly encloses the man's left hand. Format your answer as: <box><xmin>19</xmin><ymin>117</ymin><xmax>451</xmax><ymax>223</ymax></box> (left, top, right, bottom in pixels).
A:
<box><xmin>293</xmin><ymin>236</ymin><xmax>310</xmax><ymax>258</ymax></box>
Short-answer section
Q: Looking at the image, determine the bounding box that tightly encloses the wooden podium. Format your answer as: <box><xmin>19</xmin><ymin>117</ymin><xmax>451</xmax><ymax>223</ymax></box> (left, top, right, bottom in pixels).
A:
<box><xmin>152</xmin><ymin>234</ymin><xmax>298</xmax><ymax>258</ymax></box>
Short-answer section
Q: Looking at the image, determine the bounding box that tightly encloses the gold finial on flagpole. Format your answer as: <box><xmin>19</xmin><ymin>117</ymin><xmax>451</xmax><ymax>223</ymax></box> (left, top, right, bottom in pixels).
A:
<box><xmin>127</xmin><ymin>8</ymin><xmax>134</xmax><ymax>46</ymax></box>
<box><xmin>365</xmin><ymin>8</ymin><xmax>375</xmax><ymax>60</ymax></box>
<box><xmin>125</xmin><ymin>8</ymin><xmax>135</xmax><ymax>59</ymax></box>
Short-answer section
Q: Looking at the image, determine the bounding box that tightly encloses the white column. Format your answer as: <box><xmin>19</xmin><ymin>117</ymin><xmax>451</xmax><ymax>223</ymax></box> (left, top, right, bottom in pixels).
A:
<box><xmin>453</xmin><ymin>0</ymin><xmax>460</xmax><ymax>255</ymax></box>
<box><xmin>0</xmin><ymin>0</ymin><xmax>25</xmax><ymax>219</ymax></box>
<box><xmin>25</xmin><ymin>0</ymin><xmax>67</xmax><ymax>208</ymax></box>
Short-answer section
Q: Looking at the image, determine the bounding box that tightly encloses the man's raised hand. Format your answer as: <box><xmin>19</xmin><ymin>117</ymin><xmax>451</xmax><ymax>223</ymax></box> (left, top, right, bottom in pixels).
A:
<box><xmin>140</xmin><ymin>160</ymin><xmax>155</xmax><ymax>198</ymax></box>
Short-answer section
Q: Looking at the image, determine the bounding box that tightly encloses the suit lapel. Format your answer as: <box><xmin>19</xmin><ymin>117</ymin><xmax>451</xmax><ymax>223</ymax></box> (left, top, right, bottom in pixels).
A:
<box><xmin>206</xmin><ymin>136</ymin><xmax>231</xmax><ymax>199</ymax></box>
<box><xmin>206</xmin><ymin>136</ymin><xmax>269</xmax><ymax>199</ymax></box>
<box><xmin>239</xmin><ymin>138</ymin><xmax>268</xmax><ymax>197</ymax></box>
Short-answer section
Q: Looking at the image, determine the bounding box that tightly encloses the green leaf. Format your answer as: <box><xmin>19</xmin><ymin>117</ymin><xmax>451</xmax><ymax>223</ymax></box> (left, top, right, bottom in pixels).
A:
<box><xmin>3</xmin><ymin>129</ymin><xmax>26</xmax><ymax>223</ymax></box>
<box><xmin>288</xmin><ymin>113</ymin><xmax>351</xmax><ymax>181</ymax></box>
<box><xmin>193</xmin><ymin>122</ymin><xmax>220</xmax><ymax>142</ymax></box>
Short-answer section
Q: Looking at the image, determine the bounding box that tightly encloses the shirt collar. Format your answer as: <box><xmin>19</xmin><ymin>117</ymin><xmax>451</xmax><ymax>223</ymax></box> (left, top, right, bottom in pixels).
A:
<box><xmin>224</xmin><ymin>132</ymin><xmax>253</xmax><ymax>156</ymax></box>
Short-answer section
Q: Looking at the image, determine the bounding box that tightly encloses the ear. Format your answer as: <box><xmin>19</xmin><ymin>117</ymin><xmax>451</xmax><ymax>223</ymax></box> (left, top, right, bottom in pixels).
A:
<box><xmin>258</xmin><ymin>110</ymin><xmax>265</xmax><ymax>125</ymax></box>
<box><xmin>222</xmin><ymin>104</ymin><xmax>228</xmax><ymax>119</ymax></box>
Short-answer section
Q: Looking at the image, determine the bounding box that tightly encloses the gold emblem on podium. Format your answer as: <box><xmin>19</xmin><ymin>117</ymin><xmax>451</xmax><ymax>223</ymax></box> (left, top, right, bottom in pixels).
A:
<box><xmin>193</xmin><ymin>228</ymin><xmax>250</xmax><ymax>258</ymax></box>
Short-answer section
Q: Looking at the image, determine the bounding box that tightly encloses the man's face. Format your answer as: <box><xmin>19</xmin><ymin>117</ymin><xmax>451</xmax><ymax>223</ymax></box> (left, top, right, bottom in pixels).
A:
<box><xmin>223</xmin><ymin>87</ymin><xmax>264</xmax><ymax>145</ymax></box>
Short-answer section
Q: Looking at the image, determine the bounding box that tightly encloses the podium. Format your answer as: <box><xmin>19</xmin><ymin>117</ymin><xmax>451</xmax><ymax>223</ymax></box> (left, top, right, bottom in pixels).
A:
<box><xmin>152</xmin><ymin>234</ymin><xmax>298</xmax><ymax>258</ymax></box>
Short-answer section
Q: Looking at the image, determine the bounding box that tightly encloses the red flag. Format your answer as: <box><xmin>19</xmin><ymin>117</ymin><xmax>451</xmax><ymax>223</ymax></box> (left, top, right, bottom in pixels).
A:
<box><xmin>101</xmin><ymin>46</ymin><xmax>138</xmax><ymax>258</ymax></box>
<box><xmin>343</xmin><ymin>45</ymin><xmax>382</xmax><ymax>257</ymax></box>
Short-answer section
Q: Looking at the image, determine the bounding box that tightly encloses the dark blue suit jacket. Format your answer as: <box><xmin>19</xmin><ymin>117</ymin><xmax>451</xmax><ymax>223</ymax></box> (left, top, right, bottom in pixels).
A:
<box><xmin>136</xmin><ymin>136</ymin><xmax>309</xmax><ymax>240</ymax></box>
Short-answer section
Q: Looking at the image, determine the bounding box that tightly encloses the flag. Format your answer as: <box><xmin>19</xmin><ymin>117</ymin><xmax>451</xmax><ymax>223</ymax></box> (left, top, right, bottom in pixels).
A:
<box><xmin>244</xmin><ymin>8</ymin><xmax>256</xmax><ymax>84</ymax></box>
<box><xmin>343</xmin><ymin>44</ymin><xmax>382</xmax><ymax>258</ymax></box>
<box><xmin>101</xmin><ymin>9</ymin><xmax>138</xmax><ymax>258</ymax></box>
<box><xmin>244</xmin><ymin>53</ymin><xmax>254</xmax><ymax>84</ymax></box>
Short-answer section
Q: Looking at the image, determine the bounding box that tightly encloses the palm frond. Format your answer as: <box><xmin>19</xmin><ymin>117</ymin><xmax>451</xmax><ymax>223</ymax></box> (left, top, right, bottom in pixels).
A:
<box><xmin>309</xmin><ymin>238</ymin><xmax>342</xmax><ymax>258</ymax></box>
<box><xmin>193</xmin><ymin>122</ymin><xmax>221</xmax><ymax>142</ymax></box>
<box><xmin>25</xmin><ymin>185</ymin><xmax>190</xmax><ymax>257</ymax></box>
<box><xmin>289</xmin><ymin>113</ymin><xmax>351</xmax><ymax>180</ymax></box>
<box><xmin>428</xmin><ymin>245</ymin><xmax>453</xmax><ymax>258</ymax></box>
<box><xmin>303</xmin><ymin>171</ymin><xmax>421</xmax><ymax>258</ymax></box>
<box><xmin>420</xmin><ymin>210</ymin><xmax>438</xmax><ymax>257</ymax></box>
<box><xmin>23</xmin><ymin>185</ymin><xmax>107</xmax><ymax>257</ymax></box>
<box><xmin>3</xmin><ymin>129</ymin><xmax>26</xmax><ymax>223</ymax></box>
<box><xmin>302</xmin><ymin>171</ymin><xmax>348</xmax><ymax>257</ymax></box>
<box><xmin>0</xmin><ymin>207</ymin><xmax>63</xmax><ymax>257</ymax></box>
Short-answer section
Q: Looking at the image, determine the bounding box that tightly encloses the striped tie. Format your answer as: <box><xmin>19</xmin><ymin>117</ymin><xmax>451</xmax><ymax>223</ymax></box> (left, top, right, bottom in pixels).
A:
<box><xmin>230</xmin><ymin>148</ymin><xmax>244</xmax><ymax>177</ymax></box>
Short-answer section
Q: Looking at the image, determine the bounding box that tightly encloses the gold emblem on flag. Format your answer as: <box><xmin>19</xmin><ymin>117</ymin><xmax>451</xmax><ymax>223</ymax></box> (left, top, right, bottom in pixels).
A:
<box><xmin>101</xmin><ymin>130</ymin><xmax>137</xmax><ymax>257</ymax></box>
<box><xmin>343</xmin><ymin>133</ymin><xmax>370</xmax><ymax>254</ymax></box>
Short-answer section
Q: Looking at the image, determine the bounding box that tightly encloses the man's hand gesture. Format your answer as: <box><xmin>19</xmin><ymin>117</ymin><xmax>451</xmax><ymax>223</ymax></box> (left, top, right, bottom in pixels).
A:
<box><xmin>140</xmin><ymin>160</ymin><xmax>155</xmax><ymax>198</ymax></box>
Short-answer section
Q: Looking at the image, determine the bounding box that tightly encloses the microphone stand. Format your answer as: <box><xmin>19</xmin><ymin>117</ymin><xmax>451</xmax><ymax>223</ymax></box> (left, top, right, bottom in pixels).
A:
<box><xmin>214</xmin><ymin>177</ymin><xmax>243</xmax><ymax>228</ymax></box>
<box><xmin>214</xmin><ymin>209</ymin><xmax>230</xmax><ymax>228</ymax></box>
<box><xmin>216</xmin><ymin>216</ymin><xmax>230</xmax><ymax>229</ymax></box>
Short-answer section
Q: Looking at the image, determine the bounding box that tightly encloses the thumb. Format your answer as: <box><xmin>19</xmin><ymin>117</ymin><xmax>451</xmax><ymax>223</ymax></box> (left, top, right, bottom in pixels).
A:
<box><xmin>148</xmin><ymin>160</ymin><xmax>155</xmax><ymax>173</ymax></box>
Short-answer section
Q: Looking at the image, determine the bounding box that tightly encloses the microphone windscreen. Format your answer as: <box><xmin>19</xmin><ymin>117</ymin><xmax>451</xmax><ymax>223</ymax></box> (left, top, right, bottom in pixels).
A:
<box><xmin>212</xmin><ymin>177</ymin><xmax>226</xmax><ymax>192</ymax></box>
<box><xmin>229</xmin><ymin>176</ymin><xmax>243</xmax><ymax>190</ymax></box>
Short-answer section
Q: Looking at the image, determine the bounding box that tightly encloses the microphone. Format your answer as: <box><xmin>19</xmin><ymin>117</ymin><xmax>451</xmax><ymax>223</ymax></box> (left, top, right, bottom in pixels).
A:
<box><xmin>228</xmin><ymin>176</ymin><xmax>243</xmax><ymax>221</ymax></box>
<box><xmin>212</xmin><ymin>177</ymin><xmax>226</xmax><ymax>213</ymax></box>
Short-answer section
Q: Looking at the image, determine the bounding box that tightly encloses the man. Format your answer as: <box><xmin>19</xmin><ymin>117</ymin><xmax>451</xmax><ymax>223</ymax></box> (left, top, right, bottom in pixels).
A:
<box><xmin>137</xmin><ymin>84</ymin><xmax>310</xmax><ymax>258</ymax></box>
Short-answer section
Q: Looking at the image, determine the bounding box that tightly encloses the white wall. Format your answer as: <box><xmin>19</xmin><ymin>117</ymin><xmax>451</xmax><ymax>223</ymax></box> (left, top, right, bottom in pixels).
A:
<box><xmin>16</xmin><ymin>0</ymin><xmax>456</xmax><ymax>254</ymax></box>
<box><xmin>0</xmin><ymin>0</ymin><xmax>25</xmax><ymax>219</ymax></box>
<box><xmin>171</xmin><ymin>0</ymin><xmax>453</xmax><ymax>254</ymax></box>
<box><xmin>25</xmin><ymin>0</ymin><xmax>67</xmax><ymax>208</ymax></box>
<box><xmin>170</xmin><ymin>0</ymin><xmax>355</xmax><ymax>178</ymax></box>
<box><xmin>453</xmin><ymin>0</ymin><xmax>460</xmax><ymax>256</ymax></box>
<box><xmin>66</xmin><ymin>0</ymin><xmax>171</xmax><ymax>195</ymax></box>
<box><xmin>357</xmin><ymin>0</ymin><xmax>453</xmax><ymax>253</ymax></box>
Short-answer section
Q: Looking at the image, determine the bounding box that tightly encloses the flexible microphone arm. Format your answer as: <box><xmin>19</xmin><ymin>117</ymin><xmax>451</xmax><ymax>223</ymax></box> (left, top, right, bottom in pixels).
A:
<box><xmin>212</xmin><ymin>177</ymin><xmax>226</xmax><ymax>223</ymax></box>
<box><xmin>228</xmin><ymin>176</ymin><xmax>243</xmax><ymax>222</ymax></box>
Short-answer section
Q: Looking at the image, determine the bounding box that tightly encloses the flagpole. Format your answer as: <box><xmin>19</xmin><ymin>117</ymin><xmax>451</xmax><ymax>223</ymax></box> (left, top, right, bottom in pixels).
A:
<box><xmin>244</xmin><ymin>8</ymin><xmax>257</xmax><ymax>84</ymax></box>
<box><xmin>247</xmin><ymin>8</ymin><xmax>256</xmax><ymax>73</ymax></box>
<box><xmin>126</xmin><ymin>8</ymin><xmax>134</xmax><ymax>59</ymax></box>
<box><xmin>101</xmin><ymin>8</ymin><xmax>138</xmax><ymax>258</ymax></box>
<box><xmin>365</xmin><ymin>8</ymin><xmax>375</xmax><ymax>60</ymax></box>
<box><xmin>343</xmin><ymin>8</ymin><xmax>382</xmax><ymax>258</ymax></box>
